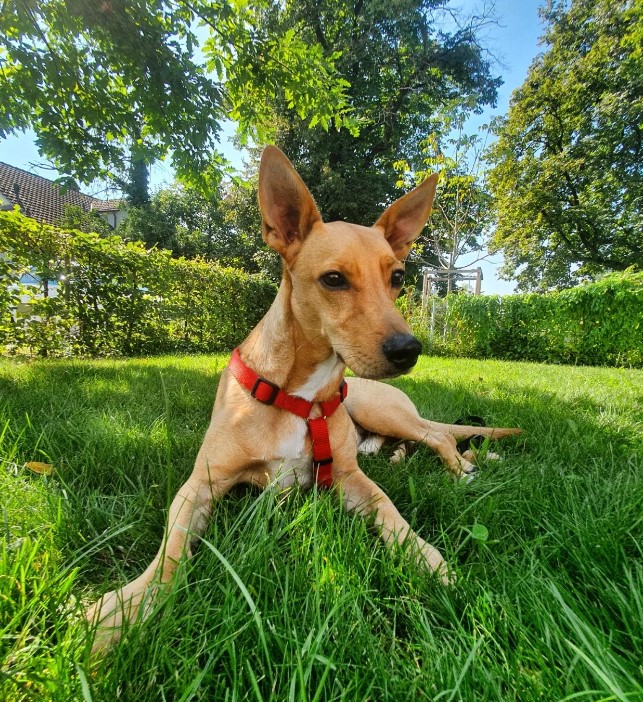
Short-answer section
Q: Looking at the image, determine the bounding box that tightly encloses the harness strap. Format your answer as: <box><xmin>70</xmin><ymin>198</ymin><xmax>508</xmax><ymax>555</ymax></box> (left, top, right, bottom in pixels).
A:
<box><xmin>228</xmin><ymin>347</ymin><xmax>347</xmax><ymax>489</ymax></box>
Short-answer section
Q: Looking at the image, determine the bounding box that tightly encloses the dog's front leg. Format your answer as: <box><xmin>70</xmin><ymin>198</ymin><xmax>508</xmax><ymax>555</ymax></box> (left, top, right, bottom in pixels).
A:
<box><xmin>336</xmin><ymin>467</ymin><xmax>453</xmax><ymax>585</ymax></box>
<box><xmin>86</xmin><ymin>455</ymin><xmax>234</xmax><ymax>654</ymax></box>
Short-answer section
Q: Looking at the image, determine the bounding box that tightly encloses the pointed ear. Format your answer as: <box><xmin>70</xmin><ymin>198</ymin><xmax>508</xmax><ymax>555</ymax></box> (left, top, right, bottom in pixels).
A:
<box><xmin>258</xmin><ymin>145</ymin><xmax>322</xmax><ymax>263</ymax></box>
<box><xmin>374</xmin><ymin>173</ymin><xmax>439</xmax><ymax>259</ymax></box>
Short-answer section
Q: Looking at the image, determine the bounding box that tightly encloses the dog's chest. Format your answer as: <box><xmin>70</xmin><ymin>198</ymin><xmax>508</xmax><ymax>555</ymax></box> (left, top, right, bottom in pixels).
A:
<box><xmin>262</xmin><ymin>355</ymin><xmax>344</xmax><ymax>489</ymax></box>
<box><xmin>266</xmin><ymin>417</ymin><xmax>314</xmax><ymax>489</ymax></box>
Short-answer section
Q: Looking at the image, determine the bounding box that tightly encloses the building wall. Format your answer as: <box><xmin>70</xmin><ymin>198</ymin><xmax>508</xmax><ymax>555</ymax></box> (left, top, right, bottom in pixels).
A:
<box><xmin>98</xmin><ymin>209</ymin><xmax>127</xmax><ymax>228</ymax></box>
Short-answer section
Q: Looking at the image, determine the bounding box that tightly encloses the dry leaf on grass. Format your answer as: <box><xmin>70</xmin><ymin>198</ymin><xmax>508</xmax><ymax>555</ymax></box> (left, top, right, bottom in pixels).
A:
<box><xmin>24</xmin><ymin>461</ymin><xmax>54</xmax><ymax>475</ymax></box>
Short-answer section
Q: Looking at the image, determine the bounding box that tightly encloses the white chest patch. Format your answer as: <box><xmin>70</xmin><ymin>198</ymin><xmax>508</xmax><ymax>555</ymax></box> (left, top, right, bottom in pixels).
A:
<box><xmin>291</xmin><ymin>353</ymin><xmax>343</xmax><ymax>401</ymax></box>
<box><xmin>266</xmin><ymin>418</ymin><xmax>314</xmax><ymax>489</ymax></box>
<box><xmin>276</xmin><ymin>420</ymin><xmax>307</xmax><ymax>459</ymax></box>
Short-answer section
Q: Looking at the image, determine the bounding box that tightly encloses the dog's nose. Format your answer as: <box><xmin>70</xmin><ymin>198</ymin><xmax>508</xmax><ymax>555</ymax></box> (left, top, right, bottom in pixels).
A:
<box><xmin>382</xmin><ymin>333</ymin><xmax>422</xmax><ymax>371</ymax></box>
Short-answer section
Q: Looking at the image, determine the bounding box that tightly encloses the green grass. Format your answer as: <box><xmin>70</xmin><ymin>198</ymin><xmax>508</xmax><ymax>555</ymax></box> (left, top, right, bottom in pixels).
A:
<box><xmin>1</xmin><ymin>354</ymin><xmax>642</xmax><ymax>701</ymax></box>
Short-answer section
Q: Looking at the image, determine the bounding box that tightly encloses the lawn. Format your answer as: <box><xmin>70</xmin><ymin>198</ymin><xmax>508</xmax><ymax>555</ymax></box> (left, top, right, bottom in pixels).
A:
<box><xmin>1</xmin><ymin>354</ymin><xmax>642</xmax><ymax>701</ymax></box>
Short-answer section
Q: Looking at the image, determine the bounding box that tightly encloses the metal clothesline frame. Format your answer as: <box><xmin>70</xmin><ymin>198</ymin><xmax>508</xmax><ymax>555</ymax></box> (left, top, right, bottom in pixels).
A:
<box><xmin>421</xmin><ymin>267</ymin><xmax>483</xmax><ymax>343</ymax></box>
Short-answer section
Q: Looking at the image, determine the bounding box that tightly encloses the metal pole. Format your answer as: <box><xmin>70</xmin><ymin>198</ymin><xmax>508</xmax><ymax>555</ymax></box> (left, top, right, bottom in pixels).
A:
<box><xmin>475</xmin><ymin>267</ymin><xmax>482</xmax><ymax>295</ymax></box>
<box><xmin>430</xmin><ymin>296</ymin><xmax>436</xmax><ymax>343</ymax></box>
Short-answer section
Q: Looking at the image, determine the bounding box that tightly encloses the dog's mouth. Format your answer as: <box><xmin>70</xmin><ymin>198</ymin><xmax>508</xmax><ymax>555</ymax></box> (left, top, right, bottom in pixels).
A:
<box><xmin>336</xmin><ymin>333</ymin><xmax>421</xmax><ymax>380</ymax></box>
<box><xmin>385</xmin><ymin>362</ymin><xmax>417</xmax><ymax>377</ymax></box>
<box><xmin>380</xmin><ymin>356</ymin><xmax>420</xmax><ymax>379</ymax></box>
<box><xmin>342</xmin><ymin>358</ymin><xmax>418</xmax><ymax>381</ymax></box>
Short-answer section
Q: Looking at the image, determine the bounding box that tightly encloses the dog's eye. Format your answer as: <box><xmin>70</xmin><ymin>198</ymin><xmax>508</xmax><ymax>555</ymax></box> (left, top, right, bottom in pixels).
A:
<box><xmin>391</xmin><ymin>270</ymin><xmax>405</xmax><ymax>288</ymax></box>
<box><xmin>320</xmin><ymin>272</ymin><xmax>349</xmax><ymax>290</ymax></box>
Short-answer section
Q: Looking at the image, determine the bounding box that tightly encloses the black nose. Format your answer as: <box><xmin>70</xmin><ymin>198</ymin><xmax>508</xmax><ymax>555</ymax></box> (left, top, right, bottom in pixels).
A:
<box><xmin>382</xmin><ymin>333</ymin><xmax>422</xmax><ymax>371</ymax></box>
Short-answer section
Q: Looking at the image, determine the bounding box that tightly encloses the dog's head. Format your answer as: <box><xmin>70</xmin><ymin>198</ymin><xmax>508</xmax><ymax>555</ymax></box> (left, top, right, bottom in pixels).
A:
<box><xmin>258</xmin><ymin>146</ymin><xmax>438</xmax><ymax>379</ymax></box>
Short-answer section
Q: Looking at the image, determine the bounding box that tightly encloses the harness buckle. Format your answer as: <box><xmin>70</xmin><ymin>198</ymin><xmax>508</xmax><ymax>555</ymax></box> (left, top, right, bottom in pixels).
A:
<box><xmin>313</xmin><ymin>457</ymin><xmax>333</xmax><ymax>467</ymax></box>
<box><xmin>251</xmin><ymin>377</ymin><xmax>280</xmax><ymax>405</ymax></box>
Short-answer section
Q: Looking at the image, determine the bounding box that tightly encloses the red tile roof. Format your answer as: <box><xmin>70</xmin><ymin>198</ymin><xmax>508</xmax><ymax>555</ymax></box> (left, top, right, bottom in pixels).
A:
<box><xmin>0</xmin><ymin>162</ymin><xmax>124</xmax><ymax>226</ymax></box>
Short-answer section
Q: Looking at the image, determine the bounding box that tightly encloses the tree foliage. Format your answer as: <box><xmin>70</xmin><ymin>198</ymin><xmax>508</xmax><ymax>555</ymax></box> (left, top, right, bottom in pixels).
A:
<box><xmin>217</xmin><ymin>174</ymin><xmax>282</xmax><ymax>280</ymax></box>
<box><xmin>118</xmin><ymin>182</ymin><xmax>280</xmax><ymax>276</ymax></box>
<box><xmin>258</xmin><ymin>0</ymin><xmax>501</xmax><ymax>226</ymax></box>
<box><xmin>217</xmin><ymin>0</ymin><xmax>500</xmax><ymax>286</ymax></box>
<box><xmin>0</xmin><ymin>0</ymin><xmax>353</xmax><ymax>197</ymax></box>
<box><xmin>119</xmin><ymin>186</ymin><xmax>224</xmax><ymax>259</ymax></box>
<box><xmin>487</xmin><ymin>0</ymin><xmax>643</xmax><ymax>291</ymax></box>
<box><xmin>57</xmin><ymin>204</ymin><xmax>113</xmax><ymax>237</ymax></box>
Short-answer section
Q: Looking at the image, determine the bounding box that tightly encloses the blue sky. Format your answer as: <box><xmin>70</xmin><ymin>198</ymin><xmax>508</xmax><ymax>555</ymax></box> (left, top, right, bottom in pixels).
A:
<box><xmin>454</xmin><ymin>0</ymin><xmax>546</xmax><ymax>293</ymax></box>
<box><xmin>0</xmin><ymin>0</ymin><xmax>545</xmax><ymax>294</ymax></box>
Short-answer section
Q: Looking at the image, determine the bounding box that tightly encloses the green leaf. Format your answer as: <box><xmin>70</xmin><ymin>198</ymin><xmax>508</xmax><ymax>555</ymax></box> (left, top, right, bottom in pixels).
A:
<box><xmin>471</xmin><ymin>523</ymin><xmax>489</xmax><ymax>543</ymax></box>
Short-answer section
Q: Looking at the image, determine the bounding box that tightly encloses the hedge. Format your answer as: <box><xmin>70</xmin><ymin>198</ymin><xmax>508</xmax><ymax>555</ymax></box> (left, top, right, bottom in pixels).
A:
<box><xmin>0</xmin><ymin>209</ymin><xmax>276</xmax><ymax>357</ymax></box>
<box><xmin>409</xmin><ymin>272</ymin><xmax>643</xmax><ymax>368</ymax></box>
<box><xmin>3</xmin><ymin>209</ymin><xmax>640</xmax><ymax>366</ymax></box>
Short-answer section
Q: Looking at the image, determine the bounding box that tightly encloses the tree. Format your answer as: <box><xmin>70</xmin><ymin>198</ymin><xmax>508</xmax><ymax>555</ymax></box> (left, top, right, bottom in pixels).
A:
<box><xmin>118</xmin><ymin>187</ymin><xmax>215</xmax><ymax>258</ymax></box>
<box><xmin>217</xmin><ymin>174</ymin><xmax>282</xmax><ymax>281</ymax></box>
<box><xmin>117</xmin><ymin>182</ymin><xmax>280</xmax><ymax>274</ymax></box>
<box><xmin>487</xmin><ymin>0</ymin><xmax>643</xmax><ymax>291</ymax></box>
<box><xmin>118</xmin><ymin>185</ymin><xmax>241</xmax><ymax>261</ymax></box>
<box><xmin>260</xmin><ymin>0</ymin><xmax>501</xmax><ymax>226</ymax></box>
<box><xmin>0</xmin><ymin>0</ymin><xmax>353</xmax><ymax>201</ymax></box>
<box><xmin>396</xmin><ymin>112</ymin><xmax>492</xmax><ymax>291</ymax></box>
<box><xmin>58</xmin><ymin>204</ymin><xmax>113</xmax><ymax>237</ymax></box>
<box><xmin>218</xmin><ymin>0</ymin><xmax>500</xmax><ymax>285</ymax></box>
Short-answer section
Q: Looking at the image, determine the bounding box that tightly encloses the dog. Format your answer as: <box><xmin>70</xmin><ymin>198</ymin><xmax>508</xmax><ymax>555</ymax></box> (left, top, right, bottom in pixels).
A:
<box><xmin>87</xmin><ymin>146</ymin><xmax>520</xmax><ymax>652</ymax></box>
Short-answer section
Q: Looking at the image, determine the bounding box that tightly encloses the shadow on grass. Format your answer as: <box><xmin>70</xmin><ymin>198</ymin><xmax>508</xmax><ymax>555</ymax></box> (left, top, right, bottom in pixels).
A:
<box><xmin>1</xmin><ymin>356</ymin><xmax>641</xmax><ymax>579</ymax></box>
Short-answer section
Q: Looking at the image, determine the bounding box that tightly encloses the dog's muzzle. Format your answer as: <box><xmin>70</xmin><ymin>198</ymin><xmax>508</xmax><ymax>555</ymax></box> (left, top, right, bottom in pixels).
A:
<box><xmin>382</xmin><ymin>333</ymin><xmax>422</xmax><ymax>372</ymax></box>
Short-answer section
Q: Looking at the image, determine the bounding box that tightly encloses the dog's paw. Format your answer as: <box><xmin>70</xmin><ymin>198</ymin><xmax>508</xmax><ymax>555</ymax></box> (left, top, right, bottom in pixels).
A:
<box><xmin>464</xmin><ymin>448</ymin><xmax>502</xmax><ymax>462</ymax></box>
<box><xmin>438</xmin><ymin>562</ymin><xmax>457</xmax><ymax>586</ymax></box>
<box><xmin>413</xmin><ymin>539</ymin><xmax>456</xmax><ymax>586</ymax></box>
<box><xmin>86</xmin><ymin>591</ymin><xmax>125</xmax><ymax>655</ymax></box>
<box><xmin>357</xmin><ymin>433</ymin><xmax>386</xmax><ymax>455</ymax></box>
<box><xmin>458</xmin><ymin>446</ymin><xmax>504</xmax><ymax>483</ymax></box>
<box><xmin>85</xmin><ymin>581</ymin><xmax>155</xmax><ymax>655</ymax></box>
<box><xmin>390</xmin><ymin>444</ymin><xmax>407</xmax><ymax>464</ymax></box>
<box><xmin>459</xmin><ymin>457</ymin><xmax>479</xmax><ymax>483</ymax></box>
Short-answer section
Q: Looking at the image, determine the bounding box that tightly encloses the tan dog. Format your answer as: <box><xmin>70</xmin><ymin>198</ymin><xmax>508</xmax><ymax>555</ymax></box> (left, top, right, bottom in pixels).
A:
<box><xmin>87</xmin><ymin>146</ymin><xmax>520</xmax><ymax>652</ymax></box>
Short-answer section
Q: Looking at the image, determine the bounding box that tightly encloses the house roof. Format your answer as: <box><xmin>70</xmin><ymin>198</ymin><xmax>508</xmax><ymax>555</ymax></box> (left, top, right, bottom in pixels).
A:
<box><xmin>0</xmin><ymin>162</ymin><xmax>124</xmax><ymax>226</ymax></box>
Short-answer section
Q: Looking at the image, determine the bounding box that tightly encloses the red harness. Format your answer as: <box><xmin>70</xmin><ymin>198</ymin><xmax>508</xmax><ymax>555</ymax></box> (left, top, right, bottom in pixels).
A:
<box><xmin>228</xmin><ymin>348</ymin><xmax>347</xmax><ymax>489</ymax></box>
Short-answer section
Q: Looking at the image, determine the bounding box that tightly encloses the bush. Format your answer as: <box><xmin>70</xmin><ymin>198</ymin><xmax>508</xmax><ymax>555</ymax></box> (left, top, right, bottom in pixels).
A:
<box><xmin>409</xmin><ymin>272</ymin><xmax>643</xmax><ymax>367</ymax></box>
<box><xmin>0</xmin><ymin>209</ymin><xmax>276</xmax><ymax>357</ymax></box>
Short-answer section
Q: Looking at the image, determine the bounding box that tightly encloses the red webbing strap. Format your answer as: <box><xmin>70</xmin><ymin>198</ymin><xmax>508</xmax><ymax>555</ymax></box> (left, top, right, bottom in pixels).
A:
<box><xmin>307</xmin><ymin>417</ymin><xmax>334</xmax><ymax>488</ymax></box>
<box><xmin>228</xmin><ymin>348</ymin><xmax>312</xmax><ymax>418</ymax></box>
<box><xmin>227</xmin><ymin>347</ymin><xmax>347</xmax><ymax>488</ymax></box>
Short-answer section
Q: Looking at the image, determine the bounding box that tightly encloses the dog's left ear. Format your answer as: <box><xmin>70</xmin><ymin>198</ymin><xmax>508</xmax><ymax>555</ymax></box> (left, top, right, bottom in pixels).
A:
<box><xmin>374</xmin><ymin>174</ymin><xmax>439</xmax><ymax>259</ymax></box>
<box><xmin>258</xmin><ymin>145</ymin><xmax>322</xmax><ymax>263</ymax></box>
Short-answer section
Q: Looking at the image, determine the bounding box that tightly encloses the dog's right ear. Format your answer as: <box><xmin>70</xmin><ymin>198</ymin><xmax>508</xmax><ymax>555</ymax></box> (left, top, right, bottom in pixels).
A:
<box><xmin>258</xmin><ymin>146</ymin><xmax>322</xmax><ymax>263</ymax></box>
